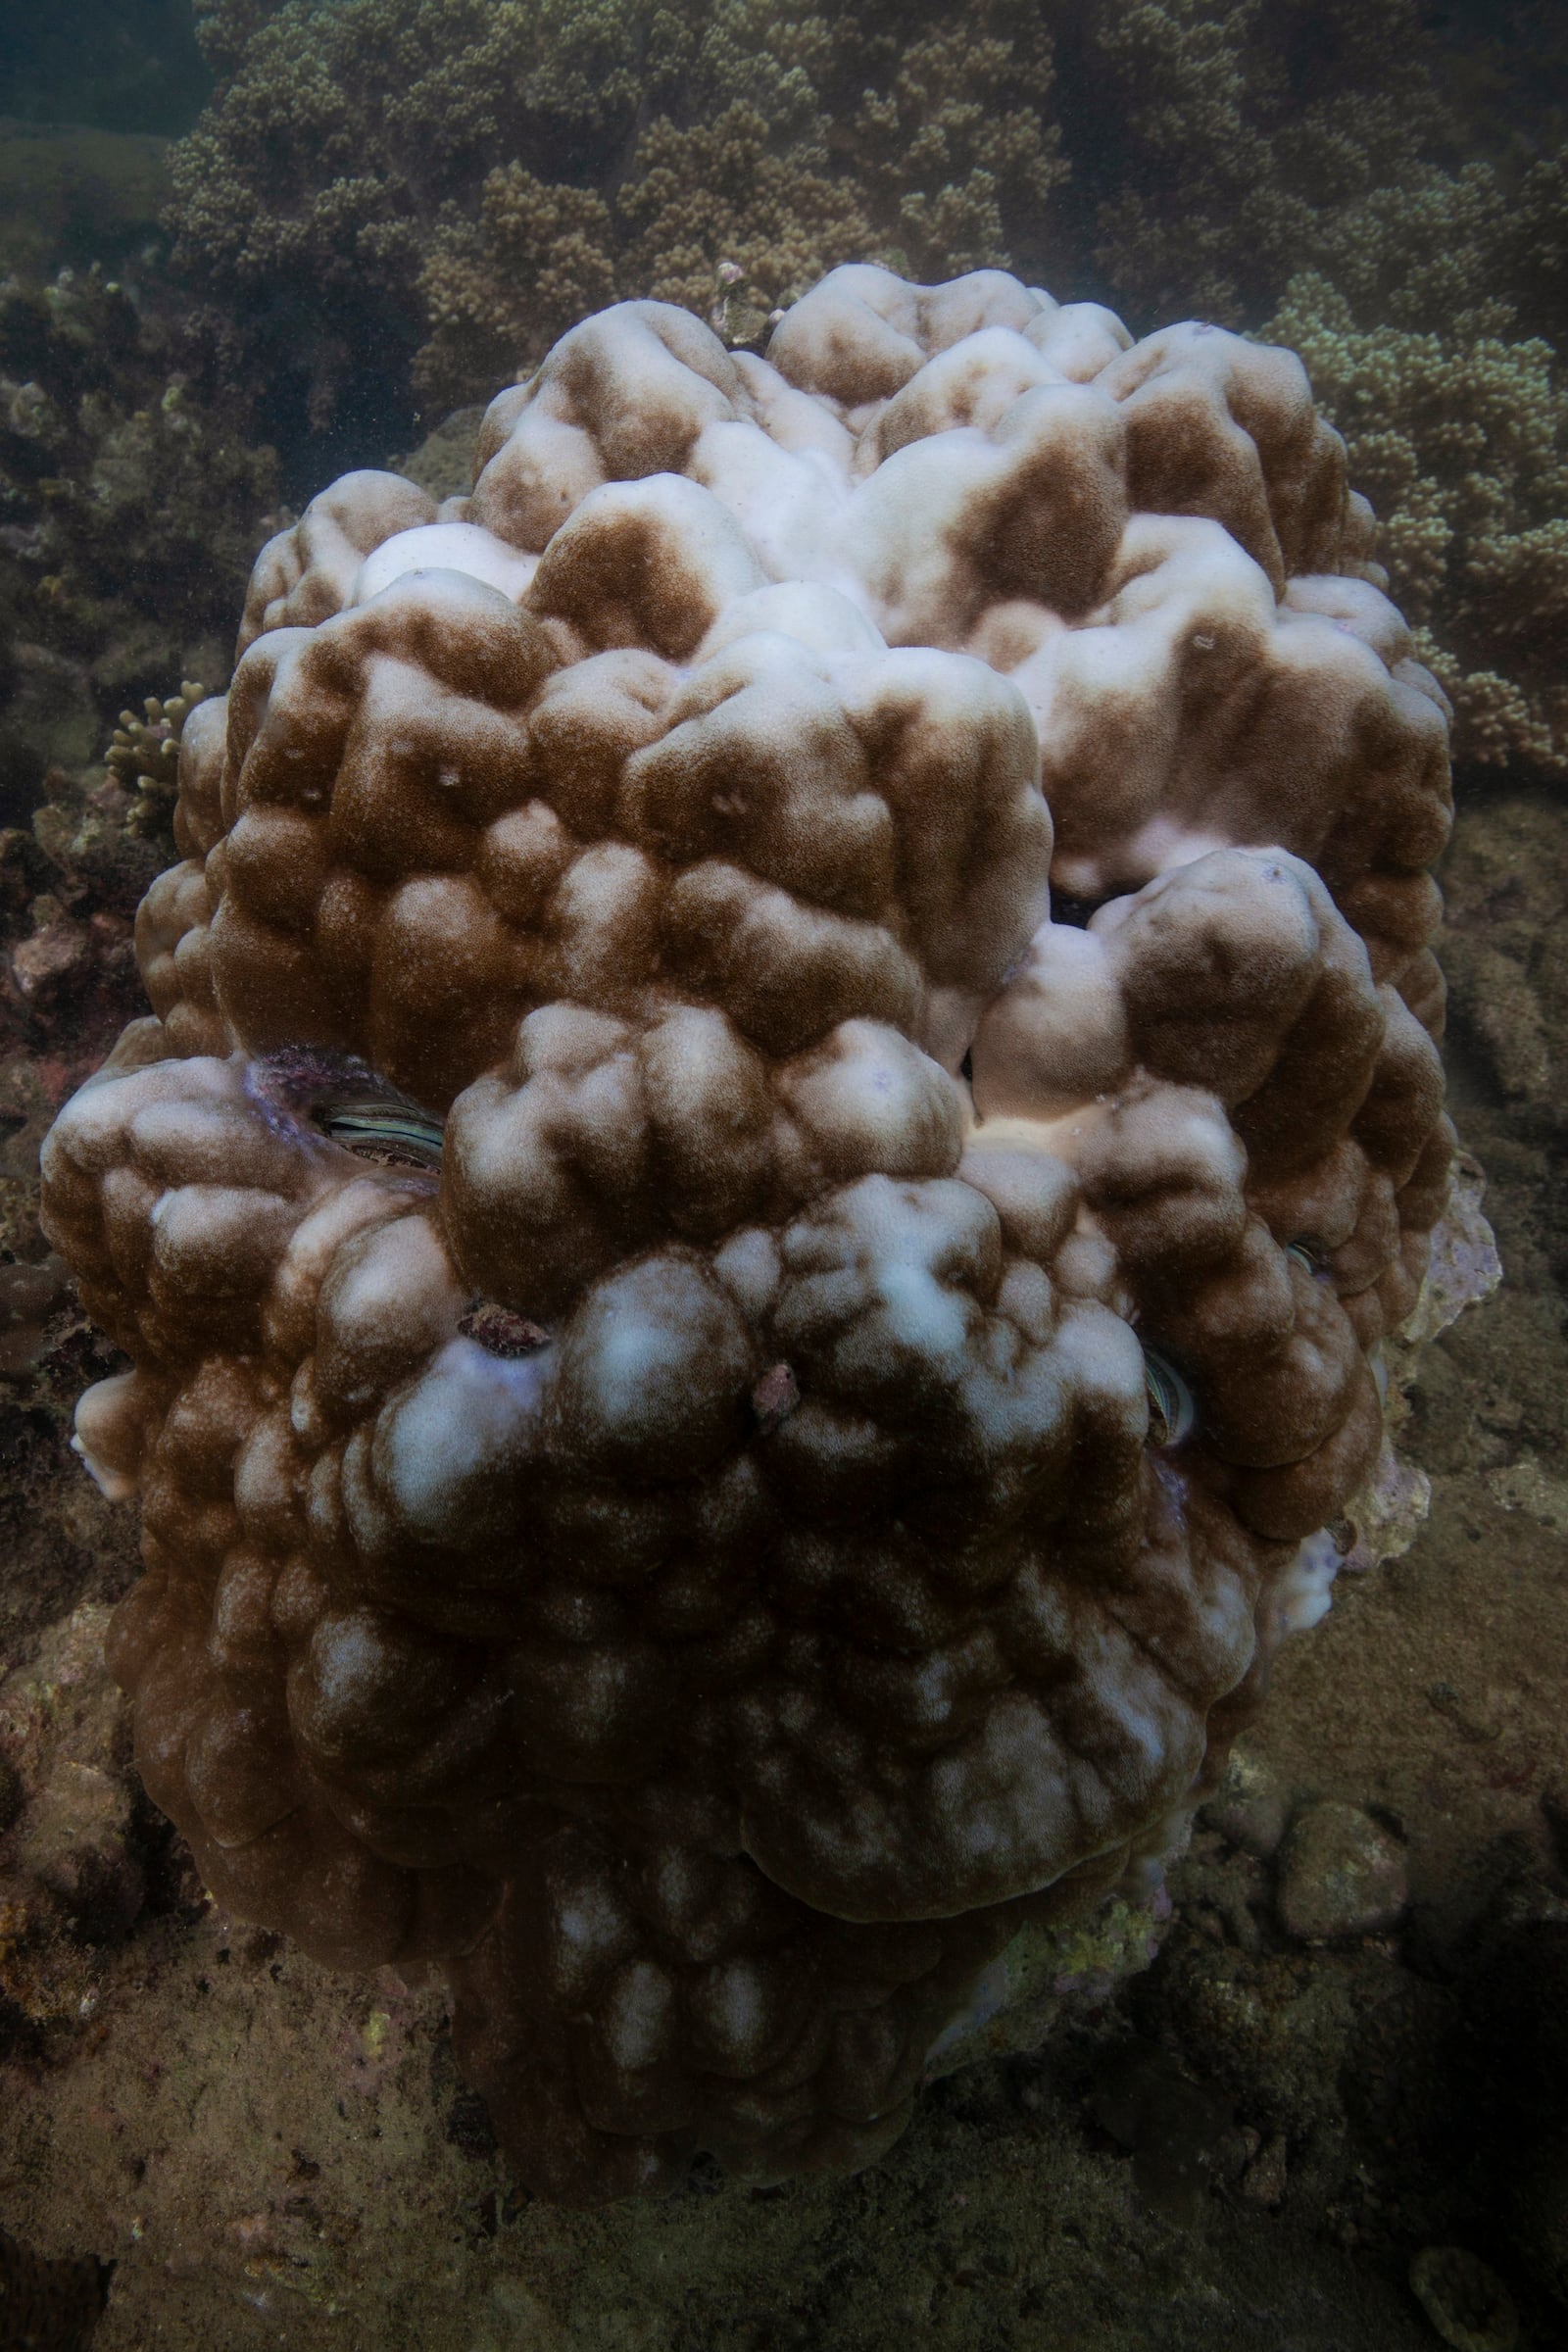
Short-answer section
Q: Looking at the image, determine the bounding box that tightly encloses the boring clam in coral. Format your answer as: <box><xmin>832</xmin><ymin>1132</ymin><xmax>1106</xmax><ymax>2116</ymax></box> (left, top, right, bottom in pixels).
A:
<box><xmin>40</xmin><ymin>265</ymin><xmax>1456</xmax><ymax>2203</ymax></box>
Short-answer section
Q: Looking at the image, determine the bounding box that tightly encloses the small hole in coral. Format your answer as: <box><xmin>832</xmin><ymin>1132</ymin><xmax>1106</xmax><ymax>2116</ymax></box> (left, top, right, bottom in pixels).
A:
<box><xmin>460</xmin><ymin>1302</ymin><xmax>550</xmax><ymax>1357</ymax></box>
<box><xmin>1049</xmin><ymin>891</ymin><xmax>1113</xmax><ymax>929</ymax></box>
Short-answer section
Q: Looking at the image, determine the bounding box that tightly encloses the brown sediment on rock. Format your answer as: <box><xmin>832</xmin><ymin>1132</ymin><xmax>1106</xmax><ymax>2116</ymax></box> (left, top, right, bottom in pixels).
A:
<box><xmin>38</xmin><ymin>263</ymin><xmax>1454</xmax><ymax>2204</ymax></box>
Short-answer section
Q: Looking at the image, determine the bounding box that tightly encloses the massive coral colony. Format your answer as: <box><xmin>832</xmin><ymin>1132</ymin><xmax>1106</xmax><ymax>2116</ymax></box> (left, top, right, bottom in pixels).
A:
<box><xmin>41</xmin><ymin>266</ymin><xmax>1453</xmax><ymax>2202</ymax></box>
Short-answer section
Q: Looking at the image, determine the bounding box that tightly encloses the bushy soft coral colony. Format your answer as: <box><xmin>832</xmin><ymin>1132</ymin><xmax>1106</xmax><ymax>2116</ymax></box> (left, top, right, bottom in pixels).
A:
<box><xmin>39</xmin><ymin>265</ymin><xmax>1454</xmax><ymax>2202</ymax></box>
<box><xmin>166</xmin><ymin>0</ymin><xmax>1568</xmax><ymax>787</ymax></box>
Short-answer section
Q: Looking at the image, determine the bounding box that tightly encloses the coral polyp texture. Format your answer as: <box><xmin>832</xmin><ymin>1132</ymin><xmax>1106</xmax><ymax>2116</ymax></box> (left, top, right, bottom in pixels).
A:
<box><xmin>39</xmin><ymin>265</ymin><xmax>1454</xmax><ymax>2203</ymax></box>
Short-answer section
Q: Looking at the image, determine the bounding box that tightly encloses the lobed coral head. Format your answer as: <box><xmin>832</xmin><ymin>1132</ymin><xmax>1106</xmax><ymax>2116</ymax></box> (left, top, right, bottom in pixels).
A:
<box><xmin>40</xmin><ymin>264</ymin><xmax>1454</xmax><ymax>2203</ymax></box>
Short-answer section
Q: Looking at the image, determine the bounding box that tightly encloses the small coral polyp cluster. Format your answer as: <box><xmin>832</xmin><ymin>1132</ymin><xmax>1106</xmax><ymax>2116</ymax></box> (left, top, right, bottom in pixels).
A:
<box><xmin>40</xmin><ymin>267</ymin><xmax>1453</xmax><ymax>2202</ymax></box>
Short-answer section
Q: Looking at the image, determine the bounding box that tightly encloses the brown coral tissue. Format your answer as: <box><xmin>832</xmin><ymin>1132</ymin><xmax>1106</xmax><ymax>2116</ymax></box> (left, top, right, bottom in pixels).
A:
<box><xmin>38</xmin><ymin>265</ymin><xmax>1455</xmax><ymax>2205</ymax></box>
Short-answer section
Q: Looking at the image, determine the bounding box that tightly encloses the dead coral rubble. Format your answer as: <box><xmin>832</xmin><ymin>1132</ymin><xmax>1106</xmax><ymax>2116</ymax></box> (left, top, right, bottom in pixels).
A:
<box><xmin>41</xmin><ymin>265</ymin><xmax>1453</xmax><ymax>2203</ymax></box>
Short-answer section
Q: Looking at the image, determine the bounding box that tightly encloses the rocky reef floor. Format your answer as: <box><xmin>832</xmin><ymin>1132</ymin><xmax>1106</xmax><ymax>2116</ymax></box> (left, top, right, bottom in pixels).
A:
<box><xmin>0</xmin><ymin>786</ymin><xmax>1562</xmax><ymax>2352</ymax></box>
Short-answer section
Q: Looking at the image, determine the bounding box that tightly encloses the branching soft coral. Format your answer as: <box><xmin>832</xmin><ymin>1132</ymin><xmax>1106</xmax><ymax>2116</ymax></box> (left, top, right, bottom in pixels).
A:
<box><xmin>1265</xmin><ymin>275</ymin><xmax>1568</xmax><ymax>780</ymax></box>
<box><xmin>168</xmin><ymin>0</ymin><xmax>1066</xmax><ymax>426</ymax></box>
<box><xmin>844</xmin><ymin>7</ymin><xmax>1063</xmax><ymax>282</ymax></box>
<box><xmin>1071</xmin><ymin>0</ymin><xmax>1568</xmax><ymax>785</ymax></box>
<box><xmin>1085</xmin><ymin>0</ymin><xmax>1450</xmax><ymax>329</ymax></box>
<box><xmin>0</xmin><ymin>265</ymin><xmax>276</xmax><ymax>798</ymax></box>
<box><xmin>415</xmin><ymin>172</ymin><xmax>617</xmax><ymax>412</ymax></box>
<box><xmin>169</xmin><ymin>0</ymin><xmax>648</xmax><ymax>434</ymax></box>
<box><xmin>615</xmin><ymin>105</ymin><xmax>879</xmax><ymax>327</ymax></box>
<box><xmin>127</xmin><ymin>0</ymin><xmax>1568</xmax><ymax>799</ymax></box>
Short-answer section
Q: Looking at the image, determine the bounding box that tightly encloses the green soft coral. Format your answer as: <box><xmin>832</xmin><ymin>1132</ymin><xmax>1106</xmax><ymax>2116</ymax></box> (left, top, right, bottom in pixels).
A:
<box><xmin>1265</xmin><ymin>274</ymin><xmax>1568</xmax><ymax>780</ymax></box>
